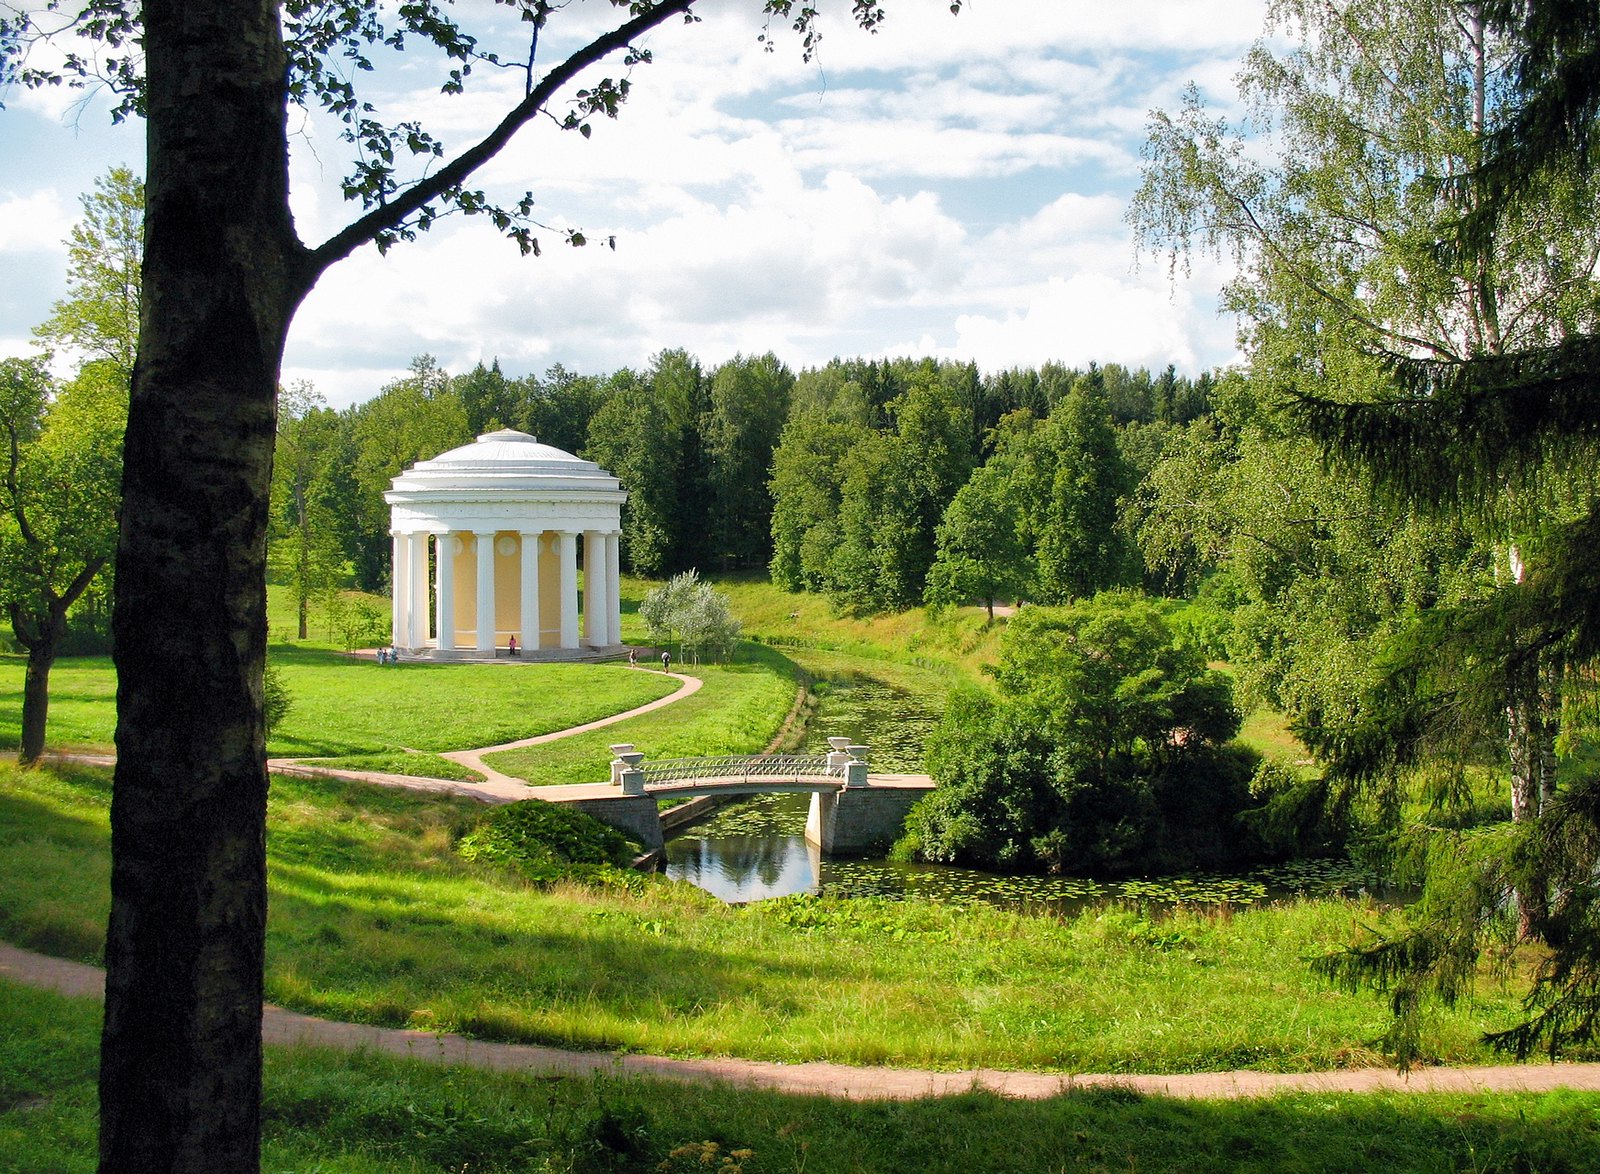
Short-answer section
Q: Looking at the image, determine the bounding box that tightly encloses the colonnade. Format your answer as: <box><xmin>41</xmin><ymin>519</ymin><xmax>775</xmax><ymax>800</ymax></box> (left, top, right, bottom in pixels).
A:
<box><xmin>390</xmin><ymin>526</ymin><xmax>621</xmax><ymax>654</ymax></box>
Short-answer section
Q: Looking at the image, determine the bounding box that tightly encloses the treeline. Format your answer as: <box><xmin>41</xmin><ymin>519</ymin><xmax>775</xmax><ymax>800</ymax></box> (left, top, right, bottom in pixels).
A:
<box><xmin>271</xmin><ymin>351</ymin><xmax>1214</xmax><ymax>631</ymax></box>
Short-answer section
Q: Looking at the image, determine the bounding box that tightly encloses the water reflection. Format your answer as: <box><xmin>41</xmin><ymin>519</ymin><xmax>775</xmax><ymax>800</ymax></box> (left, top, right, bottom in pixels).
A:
<box><xmin>666</xmin><ymin>794</ymin><xmax>822</xmax><ymax>901</ymax></box>
<box><xmin>664</xmin><ymin>793</ymin><xmax>1383</xmax><ymax>911</ymax></box>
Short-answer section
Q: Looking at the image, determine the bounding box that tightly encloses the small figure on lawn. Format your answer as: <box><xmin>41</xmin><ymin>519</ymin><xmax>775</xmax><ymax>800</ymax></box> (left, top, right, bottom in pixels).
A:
<box><xmin>376</xmin><ymin>647</ymin><xmax>387</xmax><ymax>665</ymax></box>
<box><xmin>628</xmin><ymin>648</ymin><xmax>638</xmax><ymax>668</ymax></box>
<box><xmin>661</xmin><ymin>650</ymin><xmax>671</xmax><ymax>672</ymax></box>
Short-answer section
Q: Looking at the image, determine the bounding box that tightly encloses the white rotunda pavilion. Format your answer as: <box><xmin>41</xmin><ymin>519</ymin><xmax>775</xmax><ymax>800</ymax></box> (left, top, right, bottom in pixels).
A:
<box><xmin>384</xmin><ymin>429</ymin><xmax>626</xmax><ymax>657</ymax></box>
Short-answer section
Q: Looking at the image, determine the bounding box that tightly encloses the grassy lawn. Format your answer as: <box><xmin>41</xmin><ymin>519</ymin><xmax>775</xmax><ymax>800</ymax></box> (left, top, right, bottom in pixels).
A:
<box><xmin>638</xmin><ymin>571</ymin><xmax>1007</xmax><ymax>681</ymax></box>
<box><xmin>0</xmin><ymin>656</ymin><xmax>117</xmax><ymax>754</ymax></box>
<box><xmin>0</xmin><ymin>649</ymin><xmax>678</xmax><ymax>772</ymax></box>
<box><xmin>3</xmin><ymin>761</ymin><xmax>1578</xmax><ymax>1076</ymax></box>
<box><xmin>5</xmin><ymin>981</ymin><xmax>1599</xmax><ymax>1174</ymax></box>
<box><xmin>264</xmin><ymin>646</ymin><xmax>678</xmax><ymax>758</ymax></box>
<box><xmin>486</xmin><ymin>642</ymin><xmax>802</xmax><ymax>785</ymax></box>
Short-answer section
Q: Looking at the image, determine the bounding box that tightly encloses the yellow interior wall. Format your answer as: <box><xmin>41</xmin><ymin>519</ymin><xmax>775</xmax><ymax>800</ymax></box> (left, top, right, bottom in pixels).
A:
<box><xmin>537</xmin><ymin>530</ymin><xmax>560</xmax><ymax>648</ymax></box>
<box><xmin>494</xmin><ymin>531</ymin><xmax>519</xmax><ymax>636</ymax></box>
<box><xmin>450</xmin><ymin>536</ymin><xmax>472</xmax><ymax>645</ymax></box>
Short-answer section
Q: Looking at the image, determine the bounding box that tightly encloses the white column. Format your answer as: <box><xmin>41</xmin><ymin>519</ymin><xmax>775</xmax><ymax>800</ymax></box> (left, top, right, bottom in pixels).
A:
<box><xmin>407</xmin><ymin>530</ymin><xmax>428</xmax><ymax>649</ymax></box>
<box><xmin>557</xmin><ymin>530</ymin><xmax>579</xmax><ymax>649</ymax></box>
<box><xmin>390</xmin><ymin>530</ymin><xmax>407</xmax><ymax>648</ymax></box>
<box><xmin>435</xmin><ymin>531</ymin><xmax>455</xmax><ymax>652</ymax></box>
<box><xmin>475</xmin><ymin>529</ymin><xmax>496</xmax><ymax>652</ymax></box>
<box><xmin>519</xmin><ymin>531</ymin><xmax>540</xmax><ymax>652</ymax></box>
<box><xmin>606</xmin><ymin>531</ymin><xmax>623</xmax><ymax>645</ymax></box>
<box><xmin>583</xmin><ymin>528</ymin><xmax>608</xmax><ymax>647</ymax></box>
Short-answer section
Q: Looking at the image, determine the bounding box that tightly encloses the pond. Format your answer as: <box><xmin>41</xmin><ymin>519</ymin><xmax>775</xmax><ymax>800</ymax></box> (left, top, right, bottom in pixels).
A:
<box><xmin>663</xmin><ymin>792</ymin><xmax>1381</xmax><ymax>912</ymax></box>
<box><xmin>663</xmin><ymin>653</ymin><xmax>1382</xmax><ymax>911</ymax></box>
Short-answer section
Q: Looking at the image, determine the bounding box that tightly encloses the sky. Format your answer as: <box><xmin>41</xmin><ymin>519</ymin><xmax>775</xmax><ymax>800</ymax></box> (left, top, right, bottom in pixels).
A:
<box><xmin>0</xmin><ymin>0</ymin><xmax>1266</xmax><ymax>409</ymax></box>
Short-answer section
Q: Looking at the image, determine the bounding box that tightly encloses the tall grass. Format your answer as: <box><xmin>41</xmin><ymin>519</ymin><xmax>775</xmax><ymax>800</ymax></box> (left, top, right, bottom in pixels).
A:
<box><xmin>2</xmin><ymin>763</ymin><xmax>1575</xmax><ymax>1074</ymax></box>
<box><xmin>4</xmin><ymin>979</ymin><xmax>1599</xmax><ymax>1174</ymax></box>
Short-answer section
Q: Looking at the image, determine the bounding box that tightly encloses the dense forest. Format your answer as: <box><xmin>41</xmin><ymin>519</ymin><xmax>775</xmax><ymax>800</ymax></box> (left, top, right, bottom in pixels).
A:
<box><xmin>268</xmin><ymin>350</ymin><xmax>1215</xmax><ymax>618</ymax></box>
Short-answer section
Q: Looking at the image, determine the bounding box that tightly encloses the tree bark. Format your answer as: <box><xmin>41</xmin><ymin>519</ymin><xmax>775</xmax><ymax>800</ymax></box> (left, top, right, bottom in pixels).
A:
<box><xmin>17</xmin><ymin>616</ymin><xmax>61</xmax><ymax>766</ymax></box>
<box><xmin>97</xmin><ymin>3</ymin><xmax>313</xmax><ymax>1171</ymax></box>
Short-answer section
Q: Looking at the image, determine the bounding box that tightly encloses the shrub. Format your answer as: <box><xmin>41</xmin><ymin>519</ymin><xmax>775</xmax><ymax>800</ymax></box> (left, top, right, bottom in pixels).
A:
<box><xmin>457</xmin><ymin>799</ymin><xmax>646</xmax><ymax>890</ymax></box>
<box><xmin>898</xmin><ymin>592</ymin><xmax>1265</xmax><ymax>876</ymax></box>
<box><xmin>264</xmin><ymin>664</ymin><xmax>292</xmax><ymax>733</ymax></box>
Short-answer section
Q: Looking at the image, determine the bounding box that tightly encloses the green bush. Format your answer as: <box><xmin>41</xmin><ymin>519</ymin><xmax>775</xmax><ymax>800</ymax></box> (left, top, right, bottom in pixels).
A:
<box><xmin>457</xmin><ymin>799</ymin><xmax>646</xmax><ymax>891</ymax></box>
<box><xmin>898</xmin><ymin>592</ymin><xmax>1266</xmax><ymax>876</ymax></box>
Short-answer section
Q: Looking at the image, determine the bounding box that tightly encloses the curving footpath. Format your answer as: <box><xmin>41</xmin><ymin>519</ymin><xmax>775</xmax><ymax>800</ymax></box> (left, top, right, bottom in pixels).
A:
<box><xmin>3</xmin><ymin>941</ymin><xmax>1599</xmax><ymax>1101</ymax></box>
<box><xmin>266</xmin><ymin>668</ymin><xmax>701</xmax><ymax>802</ymax></box>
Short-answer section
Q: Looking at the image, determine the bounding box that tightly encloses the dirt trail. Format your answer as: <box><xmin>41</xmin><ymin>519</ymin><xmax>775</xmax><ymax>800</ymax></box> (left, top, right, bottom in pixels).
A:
<box><xmin>5</xmin><ymin>941</ymin><xmax>1598</xmax><ymax>1101</ymax></box>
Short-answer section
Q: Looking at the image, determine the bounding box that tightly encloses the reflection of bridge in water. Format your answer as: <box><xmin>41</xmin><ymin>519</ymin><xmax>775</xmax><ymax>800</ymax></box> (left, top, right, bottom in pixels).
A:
<box><xmin>535</xmin><ymin>738</ymin><xmax>934</xmax><ymax>857</ymax></box>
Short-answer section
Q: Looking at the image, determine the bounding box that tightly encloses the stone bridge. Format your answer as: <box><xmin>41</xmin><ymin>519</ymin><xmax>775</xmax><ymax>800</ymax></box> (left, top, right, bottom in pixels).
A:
<box><xmin>541</xmin><ymin>737</ymin><xmax>934</xmax><ymax>857</ymax></box>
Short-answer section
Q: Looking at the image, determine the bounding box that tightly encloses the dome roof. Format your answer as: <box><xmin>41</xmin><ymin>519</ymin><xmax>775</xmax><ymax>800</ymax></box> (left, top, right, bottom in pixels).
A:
<box><xmin>385</xmin><ymin>430</ymin><xmax>625</xmax><ymax>503</ymax></box>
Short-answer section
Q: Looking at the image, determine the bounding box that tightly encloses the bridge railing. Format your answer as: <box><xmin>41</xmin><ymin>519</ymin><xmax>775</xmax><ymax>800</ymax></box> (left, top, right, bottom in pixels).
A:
<box><xmin>639</xmin><ymin>754</ymin><xmax>837</xmax><ymax>786</ymax></box>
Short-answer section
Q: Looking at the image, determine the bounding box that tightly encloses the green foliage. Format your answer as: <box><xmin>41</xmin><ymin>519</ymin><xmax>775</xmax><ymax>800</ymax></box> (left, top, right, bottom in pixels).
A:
<box><xmin>903</xmin><ymin>593</ymin><xmax>1259</xmax><ymax>875</ymax></box>
<box><xmin>457</xmin><ymin>799</ymin><xmax>644</xmax><ymax>891</ymax></box>
<box><xmin>31</xmin><ymin>166</ymin><xmax>142</xmax><ymax>380</ymax></box>
<box><xmin>702</xmin><ymin>353</ymin><xmax>792</xmax><ymax>570</ymax></box>
<box><xmin>1136</xmin><ymin>0</ymin><xmax>1600</xmax><ymax>1064</ymax></box>
<box><xmin>343</xmin><ymin>356</ymin><xmax>473</xmax><ymax>590</ymax></box>
<box><xmin>322</xmin><ymin>590</ymin><xmax>388</xmax><ymax>652</ymax></box>
<box><xmin>639</xmin><ymin>571</ymin><xmax>743</xmax><ymax>665</ymax></box>
<box><xmin>0</xmin><ymin>347</ymin><xmax>125</xmax><ymax>760</ymax></box>
<box><xmin>1131</xmin><ymin>374</ymin><xmax>1483</xmax><ymax>728</ymax></box>
<box><xmin>584</xmin><ymin>368</ymin><xmax>686</xmax><ymax>577</ymax></box>
<box><xmin>1032</xmin><ymin>371</ymin><xmax>1138</xmax><ymax>602</ymax></box>
<box><xmin>270</xmin><ymin>383</ymin><xmax>349</xmax><ymax>639</ymax></box>
<box><xmin>766</xmin><ymin>409</ymin><xmax>856</xmax><ymax>592</ymax></box>
<box><xmin>263</xmin><ymin>664</ymin><xmax>292</xmax><ymax>735</ymax></box>
<box><xmin>924</xmin><ymin>445</ymin><xmax>1032</xmax><ymax>618</ymax></box>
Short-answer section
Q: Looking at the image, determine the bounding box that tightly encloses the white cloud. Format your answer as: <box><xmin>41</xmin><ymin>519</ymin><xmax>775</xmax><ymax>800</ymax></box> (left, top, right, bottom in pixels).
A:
<box><xmin>6</xmin><ymin>0</ymin><xmax>1270</xmax><ymax>405</ymax></box>
<box><xmin>0</xmin><ymin>190</ymin><xmax>72</xmax><ymax>254</ymax></box>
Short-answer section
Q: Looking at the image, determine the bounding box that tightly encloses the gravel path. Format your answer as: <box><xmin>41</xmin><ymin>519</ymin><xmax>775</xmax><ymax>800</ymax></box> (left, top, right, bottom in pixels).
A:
<box><xmin>5</xmin><ymin>941</ymin><xmax>1598</xmax><ymax>1101</ymax></box>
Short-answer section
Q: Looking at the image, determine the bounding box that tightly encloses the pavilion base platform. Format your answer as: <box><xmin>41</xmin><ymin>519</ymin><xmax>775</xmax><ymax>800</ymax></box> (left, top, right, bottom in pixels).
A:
<box><xmin>366</xmin><ymin>644</ymin><xmax>635</xmax><ymax>665</ymax></box>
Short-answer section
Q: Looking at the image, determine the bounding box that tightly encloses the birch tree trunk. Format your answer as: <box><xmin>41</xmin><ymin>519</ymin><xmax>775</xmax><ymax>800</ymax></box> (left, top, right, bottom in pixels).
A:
<box><xmin>98</xmin><ymin>3</ymin><xmax>313</xmax><ymax>1169</ymax></box>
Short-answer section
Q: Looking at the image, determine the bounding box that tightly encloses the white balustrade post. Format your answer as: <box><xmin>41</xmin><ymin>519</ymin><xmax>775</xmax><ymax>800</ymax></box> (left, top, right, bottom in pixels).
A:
<box><xmin>610</xmin><ymin>744</ymin><xmax>646</xmax><ymax>795</ymax></box>
<box><xmin>435</xmin><ymin>530</ymin><xmax>455</xmax><ymax>652</ymax></box>
<box><xmin>519</xmin><ymin>531</ymin><xmax>540</xmax><ymax>653</ymax></box>
<box><xmin>826</xmin><ymin>735</ymin><xmax>853</xmax><ymax>776</ymax></box>
<box><xmin>845</xmin><ymin>744</ymin><xmax>871</xmax><ymax>788</ymax></box>
<box><xmin>475</xmin><ymin>529</ymin><xmax>496</xmax><ymax>652</ymax></box>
